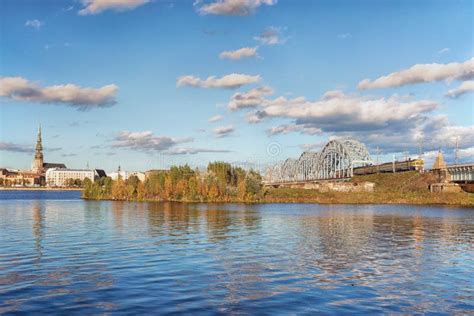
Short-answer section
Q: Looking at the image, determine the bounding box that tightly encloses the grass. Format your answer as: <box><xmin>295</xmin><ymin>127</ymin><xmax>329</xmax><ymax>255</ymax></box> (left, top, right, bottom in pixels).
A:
<box><xmin>262</xmin><ymin>172</ymin><xmax>474</xmax><ymax>206</ymax></box>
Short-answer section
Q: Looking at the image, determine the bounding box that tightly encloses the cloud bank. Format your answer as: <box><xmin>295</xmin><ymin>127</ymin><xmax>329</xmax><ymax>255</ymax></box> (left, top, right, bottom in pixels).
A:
<box><xmin>232</xmin><ymin>89</ymin><xmax>438</xmax><ymax>133</ymax></box>
<box><xmin>177</xmin><ymin>73</ymin><xmax>260</xmax><ymax>89</ymax></box>
<box><xmin>0</xmin><ymin>76</ymin><xmax>118</xmax><ymax>109</ymax></box>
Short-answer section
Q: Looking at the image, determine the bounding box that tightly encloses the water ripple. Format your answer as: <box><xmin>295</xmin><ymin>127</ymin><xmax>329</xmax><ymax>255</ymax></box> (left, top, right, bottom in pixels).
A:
<box><xmin>0</xmin><ymin>196</ymin><xmax>473</xmax><ymax>314</ymax></box>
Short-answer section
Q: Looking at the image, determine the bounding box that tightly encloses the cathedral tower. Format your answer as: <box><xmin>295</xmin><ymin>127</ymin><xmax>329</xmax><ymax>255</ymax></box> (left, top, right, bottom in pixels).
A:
<box><xmin>31</xmin><ymin>125</ymin><xmax>44</xmax><ymax>174</ymax></box>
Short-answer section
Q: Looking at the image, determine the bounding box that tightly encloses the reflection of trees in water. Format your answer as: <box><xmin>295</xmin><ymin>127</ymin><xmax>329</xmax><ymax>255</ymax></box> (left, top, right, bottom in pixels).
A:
<box><xmin>146</xmin><ymin>202</ymin><xmax>201</xmax><ymax>239</ymax></box>
<box><xmin>203</xmin><ymin>204</ymin><xmax>261</xmax><ymax>242</ymax></box>
<box><xmin>196</xmin><ymin>204</ymin><xmax>268</xmax><ymax>306</ymax></box>
<box><xmin>141</xmin><ymin>202</ymin><xmax>261</xmax><ymax>242</ymax></box>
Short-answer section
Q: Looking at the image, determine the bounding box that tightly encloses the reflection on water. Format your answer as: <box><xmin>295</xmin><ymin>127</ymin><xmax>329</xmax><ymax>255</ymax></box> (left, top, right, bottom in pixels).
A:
<box><xmin>0</xmin><ymin>195</ymin><xmax>473</xmax><ymax>314</ymax></box>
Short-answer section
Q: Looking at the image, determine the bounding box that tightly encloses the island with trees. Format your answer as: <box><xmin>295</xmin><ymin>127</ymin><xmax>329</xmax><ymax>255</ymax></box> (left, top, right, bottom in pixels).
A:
<box><xmin>81</xmin><ymin>161</ymin><xmax>474</xmax><ymax>206</ymax></box>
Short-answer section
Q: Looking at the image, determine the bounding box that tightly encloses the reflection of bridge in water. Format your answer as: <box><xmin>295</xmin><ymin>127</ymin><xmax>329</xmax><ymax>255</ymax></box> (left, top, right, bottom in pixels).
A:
<box><xmin>265</xmin><ymin>139</ymin><xmax>373</xmax><ymax>184</ymax></box>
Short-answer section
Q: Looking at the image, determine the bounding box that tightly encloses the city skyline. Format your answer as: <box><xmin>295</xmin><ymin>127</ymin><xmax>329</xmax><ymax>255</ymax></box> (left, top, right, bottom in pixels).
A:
<box><xmin>1</xmin><ymin>0</ymin><xmax>473</xmax><ymax>172</ymax></box>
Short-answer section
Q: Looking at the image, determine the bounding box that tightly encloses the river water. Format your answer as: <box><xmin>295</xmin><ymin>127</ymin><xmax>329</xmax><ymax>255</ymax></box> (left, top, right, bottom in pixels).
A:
<box><xmin>1</xmin><ymin>190</ymin><xmax>473</xmax><ymax>314</ymax></box>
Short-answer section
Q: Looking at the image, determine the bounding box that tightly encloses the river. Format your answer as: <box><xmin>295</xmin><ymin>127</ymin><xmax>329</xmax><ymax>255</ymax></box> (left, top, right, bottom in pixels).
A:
<box><xmin>0</xmin><ymin>190</ymin><xmax>473</xmax><ymax>314</ymax></box>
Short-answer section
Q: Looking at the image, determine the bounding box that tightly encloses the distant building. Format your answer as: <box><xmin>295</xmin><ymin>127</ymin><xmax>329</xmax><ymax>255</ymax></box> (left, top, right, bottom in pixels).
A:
<box><xmin>109</xmin><ymin>170</ymin><xmax>146</xmax><ymax>182</ymax></box>
<box><xmin>46</xmin><ymin>168</ymin><xmax>95</xmax><ymax>187</ymax></box>
<box><xmin>432</xmin><ymin>151</ymin><xmax>447</xmax><ymax>170</ymax></box>
<box><xmin>1</xmin><ymin>127</ymin><xmax>107</xmax><ymax>187</ymax></box>
<box><xmin>0</xmin><ymin>168</ymin><xmax>41</xmax><ymax>186</ymax></box>
<box><xmin>431</xmin><ymin>151</ymin><xmax>450</xmax><ymax>183</ymax></box>
<box><xmin>31</xmin><ymin>125</ymin><xmax>66</xmax><ymax>175</ymax></box>
<box><xmin>95</xmin><ymin>169</ymin><xmax>108</xmax><ymax>179</ymax></box>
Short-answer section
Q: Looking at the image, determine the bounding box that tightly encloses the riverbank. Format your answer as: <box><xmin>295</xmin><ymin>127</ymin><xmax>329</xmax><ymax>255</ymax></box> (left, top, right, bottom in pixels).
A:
<box><xmin>262</xmin><ymin>189</ymin><xmax>474</xmax><ymax>206</ymax></box>
<box><xmin>82</xmin><ymin>171</ymin><xmax>474</xmax><ymax>206</ymax></box>
<box><xmin>264</xmin><ymin>172</ymin><xmax>474</xmax><ymax>206</ymax></box>
<box><xmin>0</xmin><ymin>187</ymin><xmax>82</xmax><ymax>191</ymax></box>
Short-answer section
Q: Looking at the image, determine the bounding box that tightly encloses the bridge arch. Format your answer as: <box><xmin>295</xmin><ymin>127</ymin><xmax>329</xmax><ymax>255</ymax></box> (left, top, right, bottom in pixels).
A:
<box><xmin>265</xmin><ymin>138</ymin><xmax>372</xmax><ymax>183</ymax></box>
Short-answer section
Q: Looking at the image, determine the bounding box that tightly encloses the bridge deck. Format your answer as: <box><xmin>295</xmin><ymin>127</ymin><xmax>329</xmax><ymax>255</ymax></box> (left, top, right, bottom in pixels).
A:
<box><xmin>447</xmin><ymin>163</ymin><xmax>474</xmax><ymax>182</ymax></box>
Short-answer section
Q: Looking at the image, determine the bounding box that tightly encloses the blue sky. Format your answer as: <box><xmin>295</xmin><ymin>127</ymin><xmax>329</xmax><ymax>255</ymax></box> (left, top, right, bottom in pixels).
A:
<box><xmin>0</xmin><ymin>0</ymin><xmax>473</xmax><ymax>172</ymax></box>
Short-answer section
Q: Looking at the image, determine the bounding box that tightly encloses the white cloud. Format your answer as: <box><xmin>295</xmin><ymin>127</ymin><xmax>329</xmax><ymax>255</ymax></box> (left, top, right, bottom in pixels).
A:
<box><xmin>458</xmin><ymin>147</ymin><xmax>474</xmax><ymax>159</ymax></box>
<box><xmin>0</xmin><ymin>76</ymin><xmax>118</xmax><ymax>109</ymax></box>
<box><xmin>245</xmin><ymin>112</ymin><xmax>264</xmax><ymax>124</ymax></box>
<box><xmin>358</xmin><ymin>57</ymin><xmax>474</xmax><ymax>89</ymax></box>
<box><xmin>196</xmin><ymin>0</ymin><xmax>276</xmax><ymax>16</ymax></box>
<box><xmin>208</xmin><ymin>115</ymin><xmax>224</xmax><ymax>123</ymax></box>
<box><xmin>336</xmin><ymin>114</ymin><xmax>474</xmax><ymax>159</ymax></box>
<box><xmin>165</xmin><ymin>147</ymin><xmax>232</xmax><ymax>155</ymax></box>
<box><xmin>228</xmin><ymin>86</ymin><xmax>273</xmax><ymax>110</ymax></box>
<box><xmin>267</xmin><ymin>124</ymin><xmax>322</xmax><ymax>136</ymax></box>
<box><xmin>300</xmin><ymin>141</ymin><xmax>327</xmax><ymax>152</ymax></box>
<box><xmin>219</xmin><ymin>47</ymin><xmax>258</xmax><ymax>60</ymax></box>
<box><xmin>431</xmin><ymin>123</ymin><xmax>474</xmax><ymax>149</ymax></box>
<box><xmin>445</xmin><ymin>80</ymin><xmax>474</xmax><ymax>98</ymax></box>
<box><xmin>78</xmin><ymin>0</ymin><xmax>150</xmax><ymax>15</ymax></box>
<box><xmin>238</xmin><ymin>90</ymin><xmax>438</xmax><ymax>133</ymax></box>
<box><xmin>25</xmin><ymin>19</ymin><xmax>43</xmax><ymax>30</ymax></box>
<box><xmin>213</xmin><ymin>125</ymin><xmax>235</xmax><ymax>137</ymax></box>
<box><xmin>177</xmin><ymin>73</ymin><xmax>260</xmax><ymax>89</ymax></box>
<box><xmin>111</xmin><ymin>131</ymin><xmax>193</xmax><ymax>152</ymax></box>
<box><xmin>254</xmin><ymin>26</ymin><xmax>286</xmax><ymax>45</ymax></box>
<box><xmin>438</xmin><ymin>47</ymin><xmax>450</xmax><ymax>54</ymax></box>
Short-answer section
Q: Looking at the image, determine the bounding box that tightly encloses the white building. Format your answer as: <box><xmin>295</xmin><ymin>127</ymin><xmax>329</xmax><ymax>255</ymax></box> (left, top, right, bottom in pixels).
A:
<box><xmin>46</xmin><ymin>168</ymin><xmax>95</xmax><ymax>187</ymax></box>
<box><xmin>108</xmin><ymin>171</ymin><xmax>146</xmax><ymax>182</ymax></box>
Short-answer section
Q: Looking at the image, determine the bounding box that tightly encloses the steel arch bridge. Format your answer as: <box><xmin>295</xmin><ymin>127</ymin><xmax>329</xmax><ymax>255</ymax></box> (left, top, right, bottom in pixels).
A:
<box><xmin>265</xmin><ymin>139</ymin><xmax>373</xmax><ymax>183</ymax></box>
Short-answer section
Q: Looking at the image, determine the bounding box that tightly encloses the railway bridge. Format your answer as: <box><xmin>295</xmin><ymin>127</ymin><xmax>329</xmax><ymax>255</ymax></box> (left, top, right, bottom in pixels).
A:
<box><xmin>264</xmin><ymin>138</ymin><xmax>373</xmax><ymax>184</ymax></box>
<box><xmin>448</xmin><ymin>164</ymin><xmax>474</xmax><ymax>182</ymax></box>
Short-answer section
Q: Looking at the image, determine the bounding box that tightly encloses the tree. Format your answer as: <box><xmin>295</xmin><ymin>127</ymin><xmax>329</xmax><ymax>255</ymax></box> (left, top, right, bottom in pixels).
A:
<box><xmin>74</xmin><ymin>178</ymin><xmax>82</xmax><ymax>187</ymax></box>
<box><xmin>125</xmin><ymin>175</ymin><xmax>140</xmax><ymax>199</ymax></box>
<box><xmin>65</xmin><ymin>178</ymin><xmax>75</xmax><ymax>187</ymax></box>
<box><xmin>187</xmin><ymin>176</ymin><xmax>199</xmax><ymax>200</ymax></box>
<box><xmin>112</xmin><ymin>177</ymin><xmax>127</xmax><ymax>200</ymax></box>
<box><xmin>245</xmin><ymin>170</ymin><xmax>263</xmax><ymax>198</ymax></box>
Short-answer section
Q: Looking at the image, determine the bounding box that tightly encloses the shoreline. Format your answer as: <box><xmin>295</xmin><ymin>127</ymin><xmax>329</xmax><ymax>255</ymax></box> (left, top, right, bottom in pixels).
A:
<box><xmin>82</xmin><ymin>193</ymin><xmax>474</xmax><ymax>207</ymax></box>
<box><xmin>0</xmin><ymin>187</ymin><xmax>83</xmax><ymax>191</ymax></box>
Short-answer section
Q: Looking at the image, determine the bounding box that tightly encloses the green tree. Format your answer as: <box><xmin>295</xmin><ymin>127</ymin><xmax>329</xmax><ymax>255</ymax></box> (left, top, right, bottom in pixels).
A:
<box><xmin>74</xmin><ymin>178</ymin><xmax>82</xmax><ymax>187</ymax></box>
<box><xmin>65</xmin><ymin>178</ymin><xmax>75</xmax><ymax>187</ymax></box>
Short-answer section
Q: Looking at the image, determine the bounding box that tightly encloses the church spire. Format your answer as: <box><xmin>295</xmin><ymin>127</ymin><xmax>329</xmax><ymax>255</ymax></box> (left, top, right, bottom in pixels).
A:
<box><xmin>35</xmin><ymin>124</ymin><xmax>43</xmax><ymax>159</ymax></box>
<box><xmin>32</xmin><ymin>124</ymin><xmax>44</xmax><ymax>173</ymax></box>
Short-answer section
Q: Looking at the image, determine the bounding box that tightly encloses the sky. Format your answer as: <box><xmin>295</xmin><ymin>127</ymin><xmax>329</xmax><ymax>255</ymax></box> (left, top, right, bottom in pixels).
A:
<box><xmin>0</xmin><ymin>0</ymin><xmax>473</xmax><ymax>172</ymax></box>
